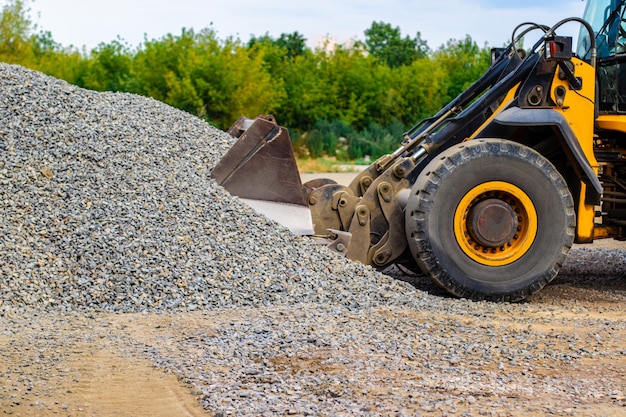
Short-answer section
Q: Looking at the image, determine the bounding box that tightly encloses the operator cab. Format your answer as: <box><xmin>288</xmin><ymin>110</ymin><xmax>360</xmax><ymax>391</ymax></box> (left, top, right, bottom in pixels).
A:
<box><xmin>578</xmin><ymin>0</ymin><xmax>626</xmax><ymax>112</ymax></box>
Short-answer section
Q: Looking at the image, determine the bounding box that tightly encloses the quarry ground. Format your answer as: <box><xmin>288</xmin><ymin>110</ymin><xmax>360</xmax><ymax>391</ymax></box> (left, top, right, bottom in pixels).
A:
<box><xmin>0</xmin><ymin>242</ymin><xmax>624</xmax><ymax>417</ymax></box>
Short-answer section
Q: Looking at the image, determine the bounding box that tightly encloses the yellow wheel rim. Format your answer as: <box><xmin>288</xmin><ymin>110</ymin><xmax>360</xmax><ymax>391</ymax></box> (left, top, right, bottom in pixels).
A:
<box><xmin>454</xmin><ymin>181</ymin><xmax>537</xmax><ymax>266</ymax></box>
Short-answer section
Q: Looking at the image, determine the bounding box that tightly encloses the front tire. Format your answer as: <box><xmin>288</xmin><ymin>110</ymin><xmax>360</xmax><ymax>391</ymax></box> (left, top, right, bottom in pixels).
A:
<box><xmin>405</xmin><ymin>139</ymin><xmax>575</xmax><ymax>301</ymax></box>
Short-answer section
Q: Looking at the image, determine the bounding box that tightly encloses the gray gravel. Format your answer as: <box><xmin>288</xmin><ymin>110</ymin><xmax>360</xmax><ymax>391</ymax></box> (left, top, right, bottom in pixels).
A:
<box><xmin>1</xmin><ymin>63</ymin><xmax>625</xmax><ymax>416</ymax></box>
<box><xmin>0</xmin><ymin>62</ymin><xmax>420</xmax><ymax>315</ymax></box>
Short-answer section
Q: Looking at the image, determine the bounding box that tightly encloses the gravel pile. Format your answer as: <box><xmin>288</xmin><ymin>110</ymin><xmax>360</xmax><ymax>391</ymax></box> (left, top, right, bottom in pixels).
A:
<box><xmin>0</xmin><ymin>62</ymin><xmax>424</xmax><ymax>315</ymax></box>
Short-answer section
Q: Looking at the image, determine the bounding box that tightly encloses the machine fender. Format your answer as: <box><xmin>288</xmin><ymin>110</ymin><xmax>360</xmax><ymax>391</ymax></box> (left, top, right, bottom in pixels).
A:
<box><xmin>492</xmin><ymin>107</ymin><xmax>601</xmax><ymax>204</ymax></box>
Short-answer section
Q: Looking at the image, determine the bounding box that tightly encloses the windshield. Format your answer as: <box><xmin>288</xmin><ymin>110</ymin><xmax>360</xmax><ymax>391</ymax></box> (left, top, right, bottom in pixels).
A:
<box><xmin>578</xmin><ymin>0</ymin><xmax>626</xmax><ymax>59</ymax></box>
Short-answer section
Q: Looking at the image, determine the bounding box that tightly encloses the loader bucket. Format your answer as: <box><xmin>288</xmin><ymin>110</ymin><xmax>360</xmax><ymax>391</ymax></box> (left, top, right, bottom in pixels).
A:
<box><xmin>212</xmin><ymin>115</ymin><xmax>314</xmax><ymax>235</ymax></box>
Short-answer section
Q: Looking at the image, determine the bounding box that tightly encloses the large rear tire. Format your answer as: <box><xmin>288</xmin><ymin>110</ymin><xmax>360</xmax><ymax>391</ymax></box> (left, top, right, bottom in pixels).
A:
<box><xmin>405</xmin><ymin>139</ymin><xmax>576</xmax><ymax>301</ymax></box>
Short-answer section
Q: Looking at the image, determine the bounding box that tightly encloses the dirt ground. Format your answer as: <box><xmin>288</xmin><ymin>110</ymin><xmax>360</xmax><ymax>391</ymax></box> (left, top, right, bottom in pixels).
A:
<box><xmin>0</xmin><ymin>240</ymin><xmax>624</xmax><ymax>417</ymax></box>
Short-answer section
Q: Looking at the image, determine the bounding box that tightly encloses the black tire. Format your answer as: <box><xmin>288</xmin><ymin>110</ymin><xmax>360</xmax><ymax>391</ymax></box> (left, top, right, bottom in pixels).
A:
<box><xmin>405</xmin><ymin>139</ymin><xmax>576</xmax><ymax>302</ymax></box>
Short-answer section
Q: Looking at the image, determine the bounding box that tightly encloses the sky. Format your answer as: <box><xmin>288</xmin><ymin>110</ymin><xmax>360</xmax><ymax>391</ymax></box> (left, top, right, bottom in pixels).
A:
<box><xmin>26</xmin><ymin>0</ymin><xmax>589</xmax><ymax>52</ymax></box>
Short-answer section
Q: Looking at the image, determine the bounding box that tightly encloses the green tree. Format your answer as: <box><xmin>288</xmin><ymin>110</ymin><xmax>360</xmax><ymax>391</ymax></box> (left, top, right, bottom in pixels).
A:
<box><xmin>363</xmin><ymin>21</ymin><xmax>429</xmax><ymax>67</ymax></box>
<box><xmin>434</xmin><ymin>35</ymin><xmax>490</xmax><ymax>101</ymax></box>
<box><xmin>247</xmin><ymin>32</ymin><xmax>298</xmax><ymax>81</ymax></box>
<box><xmin>29</xmin><ymin>30</ymin><xmax>87</xmax><ymax>84</ymax></box>
<box><xmin>321</xmin><ymin>45</ymin><xmax>377</xmax><ymax>127</ymax></box>
<box><xmin>79</xmin><ymin>38</ymin><xmax>133</xmax><ymax>92</ymax></box>
<box><xmin>0</xmin><ymin>0</ymin><xmax>87</xmax><ymax>83</ymax></box>
<box><xmin>249</xmin><ymin>31</ymin><xmax>307</xmax><ymax>60</ymax></box>
<box><xmin>276</xmin><ymin>48</ymin><xmax>334</xmax><ymax>129</ymax></box>
<box><xmin>0</xmin><ymin>0</ymin><xmax>34</xmax><ymax>63</ymax></box>
<box><xmin>132</xmin><ymin>28</ymin><xmax>284</xmax><ymax>128</ymax></box>
<box><xmin>276</xmin><ymin>31</ymin><xmax>307</xmax><ymax>59</ymax></box>
<box><xmin>387</xmin><ymin>57</ymin><xmax>447</xmax><ymax>124</ymax></box>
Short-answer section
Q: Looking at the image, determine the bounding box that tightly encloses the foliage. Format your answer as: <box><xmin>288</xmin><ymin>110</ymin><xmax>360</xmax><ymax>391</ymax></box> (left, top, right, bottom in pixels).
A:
<box><xmin>250</xmin><ymin>31</ymin><xmax>307</xmax><ymax>59</ymax></box>
<box><xmin>434</xmin><ymin>35</ymin><xmax>491</xmax><ymax>102</ymax></box>
<box><xmin>0</xmin><ymin>0</ymin><xmax>32</xmax><ymax>62</ymax></box>
<box><xmin>363</xmin><ymin>21</ymin><xmax>430</xmax><ymax>67</ymax></box>
<box><xmin>0</xmin><ymin>1</ymin><xmax>87</xmax><ymax>84</ymax></box>
<box><xmin>0</xmin><ymin>1</ymin><xmax>493</xmax><ymax>160</ymax></box>
<box><xmin>79</xmin><ymin>39</ymin><xmax>133</xmax><ymax>91</ymax></box>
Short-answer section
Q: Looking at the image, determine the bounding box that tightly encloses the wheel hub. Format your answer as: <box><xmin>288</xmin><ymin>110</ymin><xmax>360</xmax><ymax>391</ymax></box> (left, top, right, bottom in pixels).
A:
<box><xmin>467</xmin><ymin>198</ymin><xmax>518</xmax><ymax>248</ymax></box>
<box><xmin>453</xmin><ymin>181</ymin><xmax>537</xmax><ymax>266</ymax></box>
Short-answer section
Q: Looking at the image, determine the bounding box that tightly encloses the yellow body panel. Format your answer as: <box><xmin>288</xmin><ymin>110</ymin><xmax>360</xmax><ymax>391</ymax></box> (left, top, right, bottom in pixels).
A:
<box><xmin>550</xmin><ymin>58</ymin><xmax>598</xmax><ymax>242</ymax></box>
<box><xmin>596</xmin><ymin>114</ymin><xmax>626</xmax><ymax>133</ymax></box>
<box><xmin>576</xmin><ymin>183</ymin><xmax>596</xmax><ymax>243</ymax></box>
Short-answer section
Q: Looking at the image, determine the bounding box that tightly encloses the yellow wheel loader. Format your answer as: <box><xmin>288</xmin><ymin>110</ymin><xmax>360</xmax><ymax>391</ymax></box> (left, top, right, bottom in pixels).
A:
<box><xmin>213</xmin><ymin>0</ymin><xmax>626</xmax><ymax>301</ymax></box>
